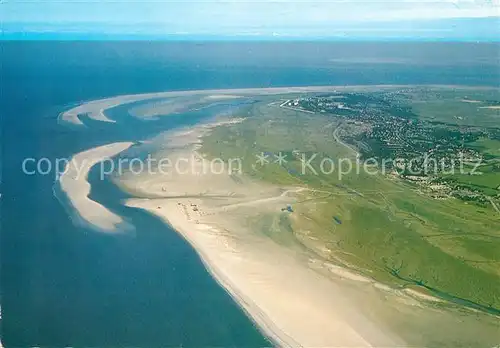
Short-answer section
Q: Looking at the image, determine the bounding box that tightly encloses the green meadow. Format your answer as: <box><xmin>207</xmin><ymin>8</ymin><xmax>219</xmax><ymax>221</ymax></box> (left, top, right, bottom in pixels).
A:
<box><xmin>199</xmin><ymin>88</ymin><xmax>500</xmax><ymax>314</ymax></box>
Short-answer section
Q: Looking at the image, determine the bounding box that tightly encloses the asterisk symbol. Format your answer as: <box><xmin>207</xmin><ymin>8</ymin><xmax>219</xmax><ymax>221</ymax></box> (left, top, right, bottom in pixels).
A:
<box><xmin>274</xmin><ymin>152</ymin><xmax>288</xmax><ymax>166</ymax></box>
<box><xmin>256</xmin><ymin>152</ymin><xmax>270</xmax><ymax>166</ymax></box>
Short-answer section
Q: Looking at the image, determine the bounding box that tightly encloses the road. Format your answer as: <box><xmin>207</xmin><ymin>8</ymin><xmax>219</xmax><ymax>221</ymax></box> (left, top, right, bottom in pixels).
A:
<box><xmin>333</xmin><ymin>125</ymin><xmax>360</xmax><ymax>158</ymax></box>
<box><xmin>215</xmin><ymin>188</ymin><xmax>305</xmax><ymax>211</ymax></box>
<box><xmin>489</xmin><ymin>197</ymin><xmax>500</xmax><ymax>214</ymax></box>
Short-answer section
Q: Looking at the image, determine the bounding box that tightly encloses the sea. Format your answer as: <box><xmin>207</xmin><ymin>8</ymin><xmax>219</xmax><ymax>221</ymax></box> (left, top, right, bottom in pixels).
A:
<box><xmin>1</xmin><ymin>41</ymin><xmax>499</xmax><ymax>347</ymax></box>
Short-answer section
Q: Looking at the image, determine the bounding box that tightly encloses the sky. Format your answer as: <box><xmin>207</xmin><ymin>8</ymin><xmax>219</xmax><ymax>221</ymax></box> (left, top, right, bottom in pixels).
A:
<box><xmin>1</xmin><ymin>0</ymin><xmax>499</xmax><ymax>39</ymax></box>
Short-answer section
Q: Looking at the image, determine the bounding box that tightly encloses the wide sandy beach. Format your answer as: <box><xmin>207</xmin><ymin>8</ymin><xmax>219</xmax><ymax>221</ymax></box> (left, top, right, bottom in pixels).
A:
<box><xmin>56</xmin><ymin>86</ymin><xmax>500</xmax><ymax>347</ymax></box>
<box><xmin>126</xmin><ymin>197</ymin><xmax>405</xmax><ymax>347</ymax></box>
<box><xmin>117</xmin><ymin>120</ymin><xmax>405</xmax><ymax>347</ymax></box>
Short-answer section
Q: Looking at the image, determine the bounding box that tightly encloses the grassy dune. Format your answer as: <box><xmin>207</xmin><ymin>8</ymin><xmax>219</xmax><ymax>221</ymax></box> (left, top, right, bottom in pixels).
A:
<box><xmin>199</xmin><ymin>90</ymin><xmax>500</xmax><ymax>314</ymax></box>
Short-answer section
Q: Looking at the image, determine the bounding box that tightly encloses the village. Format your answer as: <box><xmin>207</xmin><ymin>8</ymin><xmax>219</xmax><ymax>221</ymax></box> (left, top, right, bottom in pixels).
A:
<box><xmin>286</xmin><ymin>91</ymin><xmax>499</xmax><ymax>210</ymax></box>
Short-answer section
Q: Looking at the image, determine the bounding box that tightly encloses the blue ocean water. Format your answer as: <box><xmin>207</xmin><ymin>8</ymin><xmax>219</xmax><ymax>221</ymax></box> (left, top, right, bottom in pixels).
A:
<box><xmin>1</xmin><ymin>41</ymin><xmax>499</xmax><ymax>347</ymax></box>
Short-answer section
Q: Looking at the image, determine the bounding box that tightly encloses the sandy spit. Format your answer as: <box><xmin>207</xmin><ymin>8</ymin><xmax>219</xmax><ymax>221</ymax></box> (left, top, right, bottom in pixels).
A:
<box><xmin>118</xmin><ymin>121</ymin><xmax>404</xmax><ymax>347</ymax></box>
<box><xmin>56</xmin><ymin>142</ymin><xmax>134</xmax><ymax>233</ymax></box>
<box><xmin>58</xmin><ymin>84</ymin><xmax>483</xmax><ymax>127</ymax></box>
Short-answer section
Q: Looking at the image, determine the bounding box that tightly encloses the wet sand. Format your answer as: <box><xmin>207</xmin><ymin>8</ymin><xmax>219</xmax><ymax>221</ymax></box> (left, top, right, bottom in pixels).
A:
<box><xmin>58</xmin><ymin>85</ymin><xmax>415</xmax><ymax>127</ymax></box>
<box><xmin>56</xmin><ymin>142</ymin><xmax>135</xmax><ymax>233</ymax></box>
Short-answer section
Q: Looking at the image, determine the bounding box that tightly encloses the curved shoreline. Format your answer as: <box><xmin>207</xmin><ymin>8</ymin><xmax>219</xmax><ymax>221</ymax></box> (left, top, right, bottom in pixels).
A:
<box><xmin>58</xmin><ymin>84</ymin><xmax>498</xmax><ymax>127</ymax></box>
<box><xmin>55</xmin><ymin>85</ymin><xmax>500</xmax><ymax>347</ymax></box>
<box><xmin>118</xmin><ymin>121</ymin><xmax>404</xmax><ymax>347</ymax></box>
<box><xmin>164</xmin><ymin>214</ymin><xmax>300</xmax><ymax>348</ymax></box>
<box><xmin>55</xmin><ymin>88</ymin><xmax>422</xmax><ymax>347</ymax></box>
<box><xmin>125</xmin><ymin>198</ymin><xmax>391</xmax><ymax>347</ymax></box>
<box><xmin>56</xmin><ymin>142</ymin><xmax>135</xmax><ymax>233</ymax></box>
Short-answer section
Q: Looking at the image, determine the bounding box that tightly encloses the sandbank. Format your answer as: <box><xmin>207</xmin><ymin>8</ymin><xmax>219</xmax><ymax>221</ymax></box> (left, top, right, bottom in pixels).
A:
<box><xmin>59</xmin><ymin>84</ymin><xmax>464</xmax><ymax>127</ymax></box>
<box><xmin>480</xmin><ymin>105</ymin><xmax>500</xmax><ymax>109</ymax></box>
<box><xmin>56</xmin><ymin>142</ymin><xmax>134</xmax><ymax>233</ymax></box>
<box><xmin>461</xmin><ymin>99</ymin><xmax>483</xmax><ymax>103</ymax></box>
